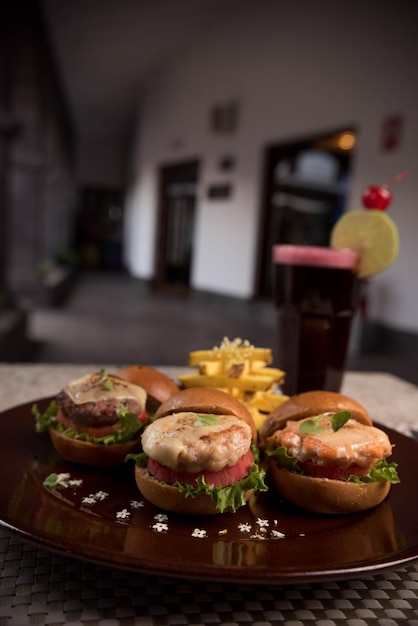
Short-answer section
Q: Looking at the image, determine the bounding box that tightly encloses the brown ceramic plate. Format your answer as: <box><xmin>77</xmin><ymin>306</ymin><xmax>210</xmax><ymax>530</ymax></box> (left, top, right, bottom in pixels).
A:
<box><xmin>0</xmin><ymin>397</ymin><xmax>417</xmax><ymax>584</ymax></box>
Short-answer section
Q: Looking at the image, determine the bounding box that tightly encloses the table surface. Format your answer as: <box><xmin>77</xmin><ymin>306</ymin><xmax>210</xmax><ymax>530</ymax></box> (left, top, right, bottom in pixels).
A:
<box><xmin>1</xmin><ymin>363</ymin><xmax>418</xmax><ymax>626</ymax></box>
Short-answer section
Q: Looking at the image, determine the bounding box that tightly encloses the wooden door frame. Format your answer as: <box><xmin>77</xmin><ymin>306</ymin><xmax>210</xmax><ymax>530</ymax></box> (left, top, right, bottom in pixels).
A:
<box><xmin>254</xmin><ymin>128</ymin><xmax>355</xmax><ymax>299</ymax></box>
<box><xmin>153</xmin><ymin>158</ymin><xmax>200</xmax><ymax>291</ymax></box>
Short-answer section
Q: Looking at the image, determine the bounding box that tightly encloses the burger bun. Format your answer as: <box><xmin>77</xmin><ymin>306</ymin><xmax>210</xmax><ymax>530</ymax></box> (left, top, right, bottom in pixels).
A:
<box><xmin>260</xmin><ymin>390</ymin><xmax>372</xmax><ymax>446</ymax></box>
<box><xmin>154</xmin><ymin>386</ymin><xmax>257</xmax><ymax>442</ymax></box>
<box><xmin>268</xmin><ymin>461</ymin><xmax>391</xmax><ymax>515</ymax></box>
<box><xmin>49</xmin><ymin>427</ymin><xmax>141</xmax><ymax>467</ymax></box>
<box><xmin>116</xmin><ymin>365</ymin><xmax>180</xmax><ymax>412</ymax></box>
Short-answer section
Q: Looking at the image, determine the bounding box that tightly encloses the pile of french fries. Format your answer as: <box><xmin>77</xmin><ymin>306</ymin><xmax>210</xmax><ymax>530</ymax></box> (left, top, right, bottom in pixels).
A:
<box><xmin>178</xmin><ymin>337</ymin><xmax>289</xmax><ymax>430</ymax></box>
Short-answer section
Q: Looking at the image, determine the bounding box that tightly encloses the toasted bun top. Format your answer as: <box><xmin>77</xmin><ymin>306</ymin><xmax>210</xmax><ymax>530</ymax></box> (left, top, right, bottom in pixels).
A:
<box><xmin>259</xmin><ymin>390</ymin><xmax>372</xmax><ymax>445</ymax></box>
<box><xmin>154</xmin><ymin>386</ymin><xmax>257</xmax><ymax>442</ymax></box>
<box><xmin>116</xmin><ymin>365</ymin><xmax>180</xmax><ymax>411</ymax></box>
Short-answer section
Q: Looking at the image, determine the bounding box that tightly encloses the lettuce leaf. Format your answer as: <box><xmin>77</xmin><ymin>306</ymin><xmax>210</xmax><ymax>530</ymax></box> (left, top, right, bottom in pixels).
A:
<box><xmin>33</xmin><ymin>400</ymin><xmax>58</xmax><ymax>432</ymax></box>
<box><xmin>175</xmin><ymin>463</ymin><xmax>268</xmax><ymax>513</ymax></box>
<box><xmin>125</xmin><ymin>451</ymin><xmax>148</xmax><ymax>467</ymax></box>
<box><xmin>265</xmin><ymin>444</ymin><xmax>302</xmax><ymax>472</ymax></box>
<box><xmin>347</xmin><ymin>458</ymin><xmax>400</xmax><ymax>484</ymax></box>
<box><xmin>32</xmin><ymin>400</ymin><xmax>144</xmax><ymax>445</ymax></box>
<box><xmin>250</xmin><ymin>441</ymin><xmax>261</xmax><ymax>464</ymax></box>
<box><xmin>266</xmin><ymin>444</ymin><xmax>400</xmax><ymax>484</ymax></box>
<box><xmin>193</xmin><ymin>413</ymin><xmax>219</xmax><ymax>427</ymax></box>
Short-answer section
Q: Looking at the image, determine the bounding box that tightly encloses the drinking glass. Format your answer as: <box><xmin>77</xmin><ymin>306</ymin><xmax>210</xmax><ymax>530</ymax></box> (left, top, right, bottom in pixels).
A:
<box><xmin>273</xmin><ymin>244</ymin><xmax>360</xmax><ymax>396</ymax></box>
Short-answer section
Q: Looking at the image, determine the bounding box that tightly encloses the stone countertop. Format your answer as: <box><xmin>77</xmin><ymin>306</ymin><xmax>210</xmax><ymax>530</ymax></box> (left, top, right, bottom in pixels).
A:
<box><xmin>0</xmin><ymin>363</ymin><xmax>417</xmax><ymax>435</ymax></box>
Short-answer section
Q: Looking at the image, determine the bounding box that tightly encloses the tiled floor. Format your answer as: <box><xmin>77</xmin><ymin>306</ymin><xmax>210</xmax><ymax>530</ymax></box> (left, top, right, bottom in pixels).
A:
<box><xmin>27</xmin><ymin>271</ymin><xmax>418</xmax><ymax>385</ymax></box>
<box><xmin>27</xmin><ymin>271</ymin><xmax>277</xmax><ymax>366</ymax></box>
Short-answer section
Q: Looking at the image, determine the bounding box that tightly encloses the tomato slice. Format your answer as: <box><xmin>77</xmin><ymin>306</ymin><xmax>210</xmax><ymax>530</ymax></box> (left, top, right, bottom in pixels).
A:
<box><xmin>147</xmin><ymin>448</ymin><xmax>254</xmax><ymax>488</ymax></box>
<box><xmin>300</xmin><ymin>460</ymin><xmax>371</xmax><ymax>481</ymax></box>
<box><xmin>137</xmin><ymin>409</ymin><xmax>149</xmax><ymax>424</ymax></box>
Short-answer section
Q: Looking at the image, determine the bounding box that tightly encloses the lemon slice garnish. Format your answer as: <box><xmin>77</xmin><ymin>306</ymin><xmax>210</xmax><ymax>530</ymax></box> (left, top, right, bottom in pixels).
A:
<box><xmin>330</xmin><ymin>209</ymin><xmax>399</xmax><ymax>278</ymax></box>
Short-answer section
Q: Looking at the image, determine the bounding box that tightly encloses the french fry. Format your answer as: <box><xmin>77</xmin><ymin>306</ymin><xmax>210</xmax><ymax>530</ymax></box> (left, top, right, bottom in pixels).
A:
<box><xmin>248</xmin><ymin>407</ymin><xmax>267</xmax><ymax>432</ymax></box>
<box><xmin>188</xmin><ymin>344</ymin><xmax>273</xmax><ymax>367</ymax></box>
<box><xmin>198</xmin><ymin>361</ymin><xmax>223</xmax><ymax>376</ymax></box>
<box><xmin>180</xmin><ymin>337</ymin><xmax>289</xmax><ymax>430</ymax></box>
<box><xmin>178</xmin><ymin>372</ymin><xmax>282</xmax><ymax>392</ymax></box>
<box><xmin>243</xmin><ymin>390</ymin><xmax>289</xmax><ymax>413</ymax></box>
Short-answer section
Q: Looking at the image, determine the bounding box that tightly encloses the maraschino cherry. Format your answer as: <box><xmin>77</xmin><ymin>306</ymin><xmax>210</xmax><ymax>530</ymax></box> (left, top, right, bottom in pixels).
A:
<box><xmin>362</xmin><ymin>185</ymin><xmax>392</xmax><ymax>210</ymax></box>
<box><xmin>362</xmin><ymin>170</ymin><xmax>407</xmax><ymax>211</ymax></box>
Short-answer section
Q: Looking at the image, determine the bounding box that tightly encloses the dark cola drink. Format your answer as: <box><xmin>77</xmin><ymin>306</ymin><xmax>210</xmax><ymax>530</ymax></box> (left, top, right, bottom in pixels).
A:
<box><xmin>273</xmin><ymin>245</ymin><xmax>360</xmax><ymax>396</ymax></box>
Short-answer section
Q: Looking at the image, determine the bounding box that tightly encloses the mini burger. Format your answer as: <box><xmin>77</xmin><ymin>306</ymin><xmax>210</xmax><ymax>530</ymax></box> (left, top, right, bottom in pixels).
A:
<box><xmin>129</xmin><ymin>387</ymin><xmax>267</xmax><ymax>515</ymax></box>
<box><xmin>261</xmin><ymin>390</ymin><xmax>399</xmax><ymax>515</ymax></box>
<box><xmin>33</xmin><ymin>369</ymin><xmax>149</xmax><ymax>466</ymax></box>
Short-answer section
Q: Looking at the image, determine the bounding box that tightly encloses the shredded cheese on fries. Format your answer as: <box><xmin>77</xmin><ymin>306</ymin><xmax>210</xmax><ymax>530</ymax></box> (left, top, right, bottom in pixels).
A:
<box><xmin>178</xmin><ymin>337</ymin><xmax>289</xmax><ymax>430</ymax></box>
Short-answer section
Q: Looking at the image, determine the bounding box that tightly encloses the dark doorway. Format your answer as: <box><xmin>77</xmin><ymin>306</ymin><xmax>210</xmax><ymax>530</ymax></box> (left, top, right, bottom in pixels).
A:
<box><xmin>154</xmin><ymin>160</ymin><xmax>199</xmax><ymax>293</ymax></box>
<box><xmin>255</xmin><ymin>129</ymin><xmax>356</xmax><ymax>299</ymax></box>
<box><xmin>75</xmin><ymin>186</ymin><xmax>125</xmax><ymax>270</ymax></box>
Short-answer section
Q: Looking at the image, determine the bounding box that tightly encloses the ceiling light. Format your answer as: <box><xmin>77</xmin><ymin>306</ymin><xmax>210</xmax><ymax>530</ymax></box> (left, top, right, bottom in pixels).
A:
<box><xmin>337</xmin><ymin>132</ymin><xmax>356</xmax><ymax>150</ymax></box>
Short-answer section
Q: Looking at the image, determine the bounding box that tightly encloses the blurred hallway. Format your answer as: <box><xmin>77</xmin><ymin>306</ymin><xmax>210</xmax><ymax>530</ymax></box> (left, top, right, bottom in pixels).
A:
<box><xmin>27</xmin><ymin>272</ymin><xmax>277</xmax><ymax>367</ymax></box>
<box><xmin>26</xmin><ymin>271</ymin><xmax>418</xmax><ymax>386</ymax></box>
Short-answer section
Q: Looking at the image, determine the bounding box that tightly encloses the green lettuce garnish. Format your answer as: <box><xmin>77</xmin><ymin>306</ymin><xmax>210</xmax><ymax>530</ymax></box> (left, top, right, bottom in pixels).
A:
<box><xmin>98</xmin><ymin>368</ymin><xmax>114</xmax><ymax>390</ymax></box>
<box><xmin>43</xmin><ymin>473</ymin><xmax>62</xmax><ymax>490</ymax></box>
<box><xmin>266</xmin><ymin>444</ymin><xmax>302</xmax><ymax>472</ymax></box>
<box><xmin>193</xmin><ymin>413</ymin><xmax>219</xmax><ymax>427</ymax></box>
<box><xmin>32</xmin><ymin>400</ymin><xmax>145</xmax><ymax>445</ymax></box>
<box><xmin>299</xmin><ymin>411</ymin><xmax>352</xmax><ymax>435</ymax></box>
<box><xmin>125</xmin><ymin>451</ymin><xmax>148</xmax><ymax>466</ymax></box>
<box><xmin>175</xmin><ymin>463</ymin><xmax>267</xmax><ymax>513</ymax></box>
<box><xmin>330</xmin><ymin>410</ymin><xmax>351</xmax><ymax>432</ymax></box>
<box><xmin>348</xmin><ymin>458</ymin><xmax>400</xmax><ymax>484</ymax></box>
<box><xmin>299</xmin><ymin>417</ymin><xmax>322</xmax><ymax>435</ymax></box>
<box><xmin>33</xmin><ymin>400</ymin><xmax>58</xmax><ymax>432</ymax></box>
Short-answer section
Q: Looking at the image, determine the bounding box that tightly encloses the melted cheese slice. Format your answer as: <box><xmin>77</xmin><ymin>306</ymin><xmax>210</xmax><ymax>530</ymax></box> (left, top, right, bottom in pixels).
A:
<box><xmin>142</xmin><ymin>412</ymin><xmax>252</xmax><ymax>472</ymax></box>
<box><xmin>64</xmin><ymin>373</ymin><xmax>146</xmax><ymax>407</ymax></box>
<box><xmin>276</xmin><ymin>413</ymin><xmax>392</xmax><ymax>467</ymax></box>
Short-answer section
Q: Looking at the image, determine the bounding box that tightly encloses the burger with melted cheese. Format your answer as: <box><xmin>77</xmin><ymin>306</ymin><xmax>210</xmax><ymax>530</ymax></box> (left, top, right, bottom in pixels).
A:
<box><xmin>129</xmin><ymin>387</ymin><xmax>267</xmax><ymax>514</ymax></box>
<box><xmin>34</xmin><ymin>370</ymin><xmax>149</xmax><ymax>466</ymax></box>
<box><xmin>261</xmin><ymin>390</ymin><xmax>399</xmax><ymax>514</ymax></box>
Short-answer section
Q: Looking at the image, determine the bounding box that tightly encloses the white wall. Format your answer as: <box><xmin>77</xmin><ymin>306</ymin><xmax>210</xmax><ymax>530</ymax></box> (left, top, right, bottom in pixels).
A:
<box><xmin>124</xmin><ymin>0</ymin><xmax>418</xmax><ymax>331</ymax></box>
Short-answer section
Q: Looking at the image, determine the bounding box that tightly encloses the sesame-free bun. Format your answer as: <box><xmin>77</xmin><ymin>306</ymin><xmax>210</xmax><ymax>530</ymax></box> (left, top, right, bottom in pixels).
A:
<box><xmin>154</xmin><ymin>386</ymin><xmax>257</xmax><ymax>442</ymax></box>
<box><xmin>268</xmin><ymin>462</ymin><xmax>391</xmax><ymax>515</ymax></box>
<box><xmin>49</xmin><ymin>428</ymin><xmax>141</xmax><ymax>467</ymax></box>
<box><xmin>259</xmin><ymin>390</ymin><xmax>372</xmax><ymax>447</ymax></box>
<box><xmin>116</xmin><ymin>365</ymin><xmax>180</xmax><ymax>412</ymax></box>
